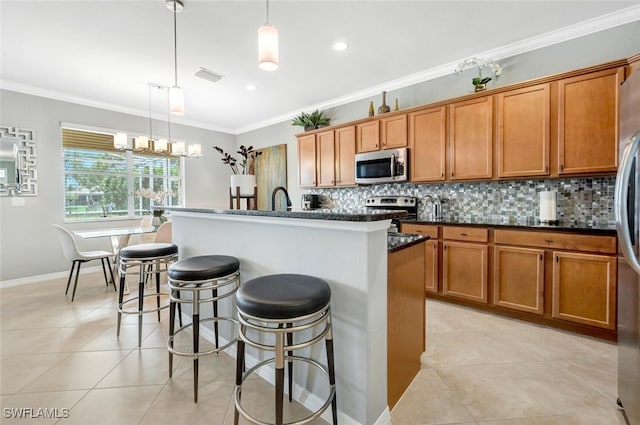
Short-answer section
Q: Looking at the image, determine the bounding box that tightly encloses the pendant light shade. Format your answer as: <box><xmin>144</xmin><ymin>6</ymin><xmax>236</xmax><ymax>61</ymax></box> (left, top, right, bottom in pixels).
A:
<box><xmin>258</xmin><ymin>0</ymin><xmax>278</xmax><ymax>71</ymax></box>
<box><xmin>114</xmin><ymin>132</ymin><xmax>128</xmax><ymax>149</ymax></box>
<box><xmin>169</xmin><ymin>85</ymin><xmax>184</xmax><ymax>115</ymax></box>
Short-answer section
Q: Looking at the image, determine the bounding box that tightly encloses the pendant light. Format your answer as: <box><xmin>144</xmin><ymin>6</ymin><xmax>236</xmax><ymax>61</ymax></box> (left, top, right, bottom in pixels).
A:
<box><xmin>258</xmin><ymin>0</ymin><xmax>278</xmax><ymax>71</ymax></box>
<box><xmin>167</xmin><ymin>0</ymin><xmax>184</xmax><ymax>115</ymax></box>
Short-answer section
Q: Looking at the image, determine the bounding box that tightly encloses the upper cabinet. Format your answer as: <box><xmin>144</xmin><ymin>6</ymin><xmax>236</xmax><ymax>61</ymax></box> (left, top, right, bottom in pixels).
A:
<box><xmin>357</xmin><ymin>120</ymin><xmax>380</xmax><ymax>153</ymax></box>
<box><xmin>316</xmin><ymin>130</ymin><xmax>336</xmax><ymax>187</ymax></box>
<box><xmin>557</xmin><ymin>67</ymin><xmax>623</xmax><ymax>175</ymax></box>
<box><xmin>496</xmin><ymin>83</ymin><xmax>550</xmax><ymax>178</ymax></box>
<box><xmin>409</xmin><ymin>106</ymin><xmax>446</xmax><ymax>182</ymax></box>
<box><xmin>335</xmin><ymin>126</ymin><xmax>356</xmax><ymax>186</ymax></box>
<box><xmin>380</xmin><ymin>114</ymin><xmax>408</xmax><ymax>149</ymax></box>
<box><xmin>448</xmin><ymin>96</ymin><xmax>493</xmax><ymax>180</ymax></box>
<box><xmin>297</xmin><ymin>133</ymin><xmax>317</xmax><ymax>187</ymax></box>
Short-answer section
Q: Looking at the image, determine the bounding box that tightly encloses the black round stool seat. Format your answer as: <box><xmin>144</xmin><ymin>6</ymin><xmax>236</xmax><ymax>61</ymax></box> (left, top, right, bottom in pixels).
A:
<box><xmin>120</xmin><ymin>242</ymin><xmax>178</xmax><ymax>259</ymax></box>
<box><xmin>168</xmin><ymin>255</ymin><xmax>239</xmax><ymax>281</ymax></box>
<box><xmin>236</xmin><ymin>274</ymin><xmax>331</xmax><ymax>320</ymax></box>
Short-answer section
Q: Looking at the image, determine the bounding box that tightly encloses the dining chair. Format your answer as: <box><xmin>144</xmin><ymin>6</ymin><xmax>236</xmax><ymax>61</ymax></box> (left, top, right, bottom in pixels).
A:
<box><xmin>138</xmin><ymin>215</ymin><xmax>155</xmax><ymax>244</ymax></box>
<box><xmin>52</xmin><ymin>224</ymin><xmax>116</xmax><ymax>301</ymax></box>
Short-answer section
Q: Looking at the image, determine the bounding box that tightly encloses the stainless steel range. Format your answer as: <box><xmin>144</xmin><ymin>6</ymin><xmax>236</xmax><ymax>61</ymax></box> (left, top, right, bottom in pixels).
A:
<box><xmin>365</xmin><ymin>196</ymin><xmax>417</xmax><ymax>233</ymax></box>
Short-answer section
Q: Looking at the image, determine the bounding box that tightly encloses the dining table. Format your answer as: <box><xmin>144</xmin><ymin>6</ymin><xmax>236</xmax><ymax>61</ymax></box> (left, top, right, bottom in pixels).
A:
<box><xmin>74</xmin><ymin>226</ymin><xmax>156</xmax><ymax>291</ymax></box>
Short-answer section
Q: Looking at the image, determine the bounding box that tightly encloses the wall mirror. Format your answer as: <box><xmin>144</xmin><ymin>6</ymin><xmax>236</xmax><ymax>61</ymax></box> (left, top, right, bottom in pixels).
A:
<box><xmin>0</xmin><ymin>126</ymin><xmax>37</xmax><ymax>196</ymax></box>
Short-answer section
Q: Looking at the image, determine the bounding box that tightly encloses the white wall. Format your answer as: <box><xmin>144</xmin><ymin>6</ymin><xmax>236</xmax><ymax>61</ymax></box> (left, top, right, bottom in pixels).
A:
<box><xmin>2</xmin><ymin>21</ymin><xmax>639</xmax><ymax>283</ymax></box>
<box><xmin>0</xmin><ymin>90</ymin><xmax>236</xmax><ymax>281</ymax></box>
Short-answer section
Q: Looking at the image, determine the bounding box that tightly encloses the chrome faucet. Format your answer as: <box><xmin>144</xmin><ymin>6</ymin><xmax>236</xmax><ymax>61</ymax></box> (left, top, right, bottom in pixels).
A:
<box><xmin>271</xmin><ymin>186</ymin><xmax>292</xmax><ymax>211</ymax></box>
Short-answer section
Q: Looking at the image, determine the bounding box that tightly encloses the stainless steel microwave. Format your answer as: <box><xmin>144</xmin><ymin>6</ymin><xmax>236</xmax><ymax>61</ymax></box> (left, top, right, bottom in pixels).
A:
<box><xmin>355</xmin><ymin>147</ymin><xmax>408</xmax><ymax>184</ymax></box>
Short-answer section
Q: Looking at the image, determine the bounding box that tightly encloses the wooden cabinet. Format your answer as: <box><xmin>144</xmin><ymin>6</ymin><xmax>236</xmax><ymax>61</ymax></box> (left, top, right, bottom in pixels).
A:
<box><xmin>493</xmin><ymin>246</ymin><xmax>545</xmax><ymax>314</ymax></box>
<box><xmin>409</xmin><ymin>107</ymin><xmax>446</xmax><ymax>182</ymax></box>
<box><xmin>557</xmin><ymin>67</ymin><xmax>623</xmax><ymax>175</ymax></box>
<box><xmin>448</xmin><ymin>96</ymin><xmax>493</xmax><ymax>180</ymax></box>
<box><xmin>380</xmin><ymin>114</ymin><xmax>408</xmax><ymax>149</ymax></box>
<box><xmin>356</xmin><ymin>120</ymin><xmax>380</xmax><ymax>153</ymax></box>
<box><xmin>552</xmin><ymin>251</ymin><xmax>617</xmax><ymax>330</ymax></box>
<box><xmin>442</xmin><ymin>227</ymin><xmax>489</xmax><ymax>303</ymax></box>
<box><xmin>334</xmin><ymin>126</ymin><xmax>356</xmax><ymax>186</ymax></box>
<box><xmin>399</xmin><ymin>224</ymin><xmax>440</xmax><ymax>293</ymax></box>
<box><xmin>297</xmin><ymin>133</ymin><xmax>316</xmax><ymax>187</ymax></box>
<box><xmin>496</xmin><ymin>84</ymin><xmax>550</xmax><ymax>177</ymax></box>
<box><xmin>316</xmin><ymin>130</ymin><xmax>335</xmax><ymax>187</ymax></box>
<box><xmin>387</xmin><ymin>242</ymin><xmax>425</xmax><ymax>409</ymax></box>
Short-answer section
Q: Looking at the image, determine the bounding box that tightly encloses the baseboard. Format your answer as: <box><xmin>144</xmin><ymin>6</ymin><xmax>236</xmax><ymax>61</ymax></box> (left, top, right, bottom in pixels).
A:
<box><xmin>0</xmin><ymin>265</ymin><xmax>105</xmax><ymax>288</ymax></box>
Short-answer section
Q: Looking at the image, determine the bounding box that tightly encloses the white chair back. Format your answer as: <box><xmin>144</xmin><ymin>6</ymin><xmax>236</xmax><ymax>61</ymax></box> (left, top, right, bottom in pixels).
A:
<box><xmin>52</xmin><ymin>224</ymin><xmax>81</xmax><ymax>262</ymax></box>
<box><xmin>154</xmin><ymin>221</ymin><xmax>172</xmax><ymax>243</ymax></box>
<box><xmin>140</xmin><ymin>215</ymin><xmax>153</xmax><ymax>228</ymax></box>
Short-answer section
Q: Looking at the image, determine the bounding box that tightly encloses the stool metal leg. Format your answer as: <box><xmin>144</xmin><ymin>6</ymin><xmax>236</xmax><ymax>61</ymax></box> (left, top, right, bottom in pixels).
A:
<box><xmin>155</xmin><ymin>265</ymin><xmax>161</xmax><ymax>322</ymax></box>
<box><xmin>275</xmin><ymin>332</ymin><xmax>285</xmax><ymax>425</ymax></box>
<box><xmin>326</xmin><ymin>317</ymin><xmax>338</xmax><ymax>425</ymax></box>
<box><xmin>212</xmin><ymin>288</ymin><xmax>219</xmax><ymax>349</ymax></box>
<box><xmin>286</xmin><ymin>322</ymin><xmax>293</xmax><ymax>402</ymax></box>
<box><xmin>234</xmin><ymin>326</ymin><xmax>245</xmax><ymax>425</ymax></box>
<box><xmin>116</xmin><ymin>266</ymin><xmax>126</xmax><ymax>337</ymax></box>
<box><xmin>168</xmin><ymin>292</ymin><xmax>176</xmax><ymax>378</ymax></box>
<box><xmin>137</xmin><ymin>264</ymin><xmax>145</xmax><ymax>348</ymax></box>
<box><xmin>192</xmin><ymin>289</ymin><xmax>200</xmax><ymax>403</ymax></box>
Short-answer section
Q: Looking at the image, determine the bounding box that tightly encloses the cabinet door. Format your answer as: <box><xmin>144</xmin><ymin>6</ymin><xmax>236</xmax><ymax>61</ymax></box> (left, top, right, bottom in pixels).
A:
<box><xmin>449</xmin><ymin>96</ymin><xmax>493</xmax><ymax>180</ymax></box>
<box><xmin>409</xmin><ymin>107</ymin><xmax>446</xmax><ymax>182</ymax></box>
<box><xmin>335</xmin><ymin>126</ymin><xmax>356</xmax><ymax>186</ymax></box>
<box><xmin>497</xmin><ymin>84</ymin><xmax>550</xmax><ymax>177</ymax></box>
<box><xmin>297</xmin><ymin>134</ymin><xmax>316</xmax><ymax>187</ymax></box>
<box><xmin>381</xmin><ymin>114</ymin><xmax>407</xmax><ymax>149</ymax></box>
<box><xmin>442</xmin><ymin>241</ymin><xmax>488</xmax><ymax>303</ymax></box>
<box><xmin>357</xmin><ymin>120</ymin><xmax>380</xmax><ymax>153</ymax></box>
<box><xmin>425</xmin><ymin>239</ymin><xmax>439</xmax><ymax>293</ymax></box>
<box><xmin>552</xmin><ymin>251</ymin><xmax>617</xmax><ymax>329</ymax></box>
<box><xmin>316</xmin><ymin>130</ymin><xmax>335</xmax><ymax>187</ymax></box>
<box><xmin>493</xmin><ymin>246</ymin><xmax>544</xmax><ymax>314</ymax></box>
<box><xmin>557</xmin><ymin>67</ymin><xmax>623</xmax><ymax>174</ymax></box>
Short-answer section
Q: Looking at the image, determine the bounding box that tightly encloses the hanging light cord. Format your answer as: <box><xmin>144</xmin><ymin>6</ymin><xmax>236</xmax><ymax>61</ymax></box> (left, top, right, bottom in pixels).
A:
<box><xmin>265</xmin><ymin>0</ymin><xmax>270</xmax><ymax>24</ymax></box>
<box><xmin>173</xmin><ymin>1</ymin><xmax>178</xmax><ymax>86</ymax></box>
<box><xmin>148</xmin><ymin>83</ymin><xmax>153</xmax><ymax>139</ymax></box>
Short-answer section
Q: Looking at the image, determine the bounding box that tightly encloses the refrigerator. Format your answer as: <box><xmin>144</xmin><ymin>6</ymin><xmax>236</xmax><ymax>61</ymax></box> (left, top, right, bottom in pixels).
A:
<box><xmin>617</xmin><ymin>68</ymin><xmax>640</xmax><ymax>425</ymax></box>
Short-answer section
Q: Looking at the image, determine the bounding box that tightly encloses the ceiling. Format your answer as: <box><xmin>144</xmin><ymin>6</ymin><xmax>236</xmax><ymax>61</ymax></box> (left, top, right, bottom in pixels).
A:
<box><xmin>2</xmin><ymin>1</ymin><xmax>640</xmax><ymax>135</ymax></box>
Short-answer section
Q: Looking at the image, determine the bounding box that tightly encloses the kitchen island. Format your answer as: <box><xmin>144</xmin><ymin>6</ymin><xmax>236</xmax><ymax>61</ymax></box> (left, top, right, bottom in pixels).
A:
<box><xmin>165</xmin><ymin>207</ymin><xmax>413</xmax><ymax>425</ymax></box>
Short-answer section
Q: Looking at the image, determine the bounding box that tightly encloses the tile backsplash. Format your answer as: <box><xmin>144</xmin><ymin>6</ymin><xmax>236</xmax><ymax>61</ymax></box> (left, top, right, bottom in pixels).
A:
<box><xmin>310</xmin><ymin>176</ymin><xmax>616</xmax><ymax>225</ymax></box>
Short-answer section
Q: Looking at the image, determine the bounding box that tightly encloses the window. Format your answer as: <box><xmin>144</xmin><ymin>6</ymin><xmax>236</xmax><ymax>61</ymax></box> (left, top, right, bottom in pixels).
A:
<box><xmin>62</xmin><ymin>127</ymin><xmax>182</xmax><ymax>221</ymax></box>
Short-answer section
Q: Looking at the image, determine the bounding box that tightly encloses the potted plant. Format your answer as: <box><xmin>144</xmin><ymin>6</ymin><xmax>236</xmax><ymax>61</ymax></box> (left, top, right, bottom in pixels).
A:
<box><xmin>454</xmin><ymin>57</ymin><xmax>502</xmax><ymax>92</ymax></box>
<box><xmin>291</xmin><ymin>109</ymin><xmax>331</xmax><ymax>131</ymax></box>
<box><xmin>213</xmin><ymin>145</ymin><xmax>262</xmax><ymax>196</ymax></box>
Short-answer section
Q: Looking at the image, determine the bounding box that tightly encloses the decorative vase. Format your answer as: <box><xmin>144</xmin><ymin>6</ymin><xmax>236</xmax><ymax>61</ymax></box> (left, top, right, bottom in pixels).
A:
<box><xmin>394</xmin><ymin>98</ymin><xmax>399</xmax><ymax>111</ymax></box>
<box><xmin>151</xmin><ymin>209</ymin><xmax>164</xmax><ymax>230</ymax></box>
<box><xmin>378</xmin><ymin>91</ymin><xmax>390</xmax><ymax>114</ymax></box>
<box><xmin>474</xmin><ymin>83</ymin><xmax>486</xmax><ymax>92</ymax></box>
<box><xmin>368</xmin><ymin>101</ymin><xmax>375</xmax><ymax>117</ymax></box>
<box><xmin>230</xmin><ymin>174</ymin><xmax>256</xmax><ymax>197</ymax></box>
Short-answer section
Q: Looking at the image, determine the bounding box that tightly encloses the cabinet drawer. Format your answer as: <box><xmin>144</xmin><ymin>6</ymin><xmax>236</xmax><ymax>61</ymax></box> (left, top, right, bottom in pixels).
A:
<box><xmin>443</xmin><ymin>226</ymin><xmax>488</xmax><ymax>243</ymax></box>
<box><xmin>401</xmin><ymin>224</ymin><xmax>438</xmax><ymax>238</ymax></box>
<box><xmin>494</xmin><ymin>229</ymin><xmax>616</xmax><ymax>254</ymax></box>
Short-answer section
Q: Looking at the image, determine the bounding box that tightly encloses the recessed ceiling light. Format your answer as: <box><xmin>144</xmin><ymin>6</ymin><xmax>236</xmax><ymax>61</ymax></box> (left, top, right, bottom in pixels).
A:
<box><xmin>333</xmin><ymin>41</ymin><xmax>348</xmax><ymax>52</ymax></box>
<box><xmin>245</xmin><ymin>84</ymin><xmax>257</xmax><ymax>91</ymax></box>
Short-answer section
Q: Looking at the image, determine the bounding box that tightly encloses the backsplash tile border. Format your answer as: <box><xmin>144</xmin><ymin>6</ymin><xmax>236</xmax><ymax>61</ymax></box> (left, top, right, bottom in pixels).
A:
<box><xmin>310</xmin><ymin>176</ymin><xmax>616</xmax><ymax>225</ymax></box>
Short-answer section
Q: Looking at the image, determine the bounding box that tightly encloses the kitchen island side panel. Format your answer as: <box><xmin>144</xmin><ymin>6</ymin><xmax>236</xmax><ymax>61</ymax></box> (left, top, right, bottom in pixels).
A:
<box><xmin>171</xmin><ymin>211</ymin><xmax>390</xmax><ymax>425</ymax></box>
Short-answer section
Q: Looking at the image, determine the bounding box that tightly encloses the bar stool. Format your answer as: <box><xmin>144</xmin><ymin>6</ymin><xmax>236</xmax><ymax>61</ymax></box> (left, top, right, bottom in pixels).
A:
<box><xmin>234</xmin><ymin>274</ymin><xmax>337</xmax><ymax>425</ymax></box>
<box><xmin>117</xmin><ymin>242</ymin><xmax>179</xmax><ymax>347</ymax></box>
<box><xmin>167</xmin><ymin>255</ymin><xmax>241</xmax><ymax>403</ymax></box>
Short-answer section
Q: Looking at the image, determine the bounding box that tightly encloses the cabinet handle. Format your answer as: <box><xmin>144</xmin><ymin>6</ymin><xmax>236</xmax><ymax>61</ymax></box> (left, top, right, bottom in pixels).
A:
<box><xmin>555</xmin><ymin>255</ymin><xmax>559</xmax><ymax>263</ymax></box>
<box><xmin>544</xmin><ymin>239</ymin><xmax>553</xmax><ymax>243</ymax></box>
<box><xmin>539</xmin><ymin>254</ymin><xmax>543</xmax><ymax>260</ymax></box>
<box><xmin>460</xmin><ymin>233</ymin><xmax>468</xmax><ymax>236</ymax></box>
<box><xmin>545</xmin><ymin>165</ymin><xmax>549</xmax><ymax>173</ymax></box>
<box><xmin>451</xmin><ymin>172</ymin><xmax>454</xmax><ymax>177</ymax></box>
<box><xmin>441</xmin><ymin>172</ymin><xmax>444</xmax><ymax>178</ymax></box>
<box><xmin>560</xmin><ymin>164</ymin><xmax>564</xmax><ymax>172</ymax></box>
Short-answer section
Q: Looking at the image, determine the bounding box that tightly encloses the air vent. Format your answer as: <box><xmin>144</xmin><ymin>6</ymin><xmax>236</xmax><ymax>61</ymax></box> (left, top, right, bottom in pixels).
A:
<box><xmin>195</xmin><ymin>67</ymin><xmax>223</xmax><ymax>83</ymax></box>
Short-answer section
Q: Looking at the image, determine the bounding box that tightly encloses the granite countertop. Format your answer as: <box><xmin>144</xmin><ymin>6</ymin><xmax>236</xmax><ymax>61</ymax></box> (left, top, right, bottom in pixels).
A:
<box><xmin>388</xmin><ymin>233</ymin><xmax>430</xmax><ymax>253</ymax></box>
<box><xmin>401</xmin><ymin>217</ymin><xmax>617</xmax><ymax>235</ymax></box>
<box><xmin>162</xmin><ymin>206</ymin><xmax>407</xmax><ymax>222</ymax></box>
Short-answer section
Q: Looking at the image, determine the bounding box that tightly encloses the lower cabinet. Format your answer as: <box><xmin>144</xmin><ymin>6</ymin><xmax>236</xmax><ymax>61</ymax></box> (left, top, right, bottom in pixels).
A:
<box><xmin>552</xmin><ymin>251</ymin><xmax>617</xmax><ymax>330</ymax></box>
<box><xmin>387</xmin><ymin>242</ymin><xmax>425</xmax><ymax>409</ymax></box>
<box><xmin>493</xmin><ymin>246</ymin><xmax>544</xmax><ymax>315</ymax></box>
<box><xmin>400</xmin><ymin>223</ymin><xmax>618</xmax><ymax>338</ymax></box>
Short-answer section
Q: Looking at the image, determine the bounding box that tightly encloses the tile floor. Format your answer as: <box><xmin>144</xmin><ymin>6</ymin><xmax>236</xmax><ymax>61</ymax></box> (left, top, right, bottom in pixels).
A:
<box><xmin>0</xmin><ymin>272</ymin><xmax>630</xmax><ymax>425</ymax></box>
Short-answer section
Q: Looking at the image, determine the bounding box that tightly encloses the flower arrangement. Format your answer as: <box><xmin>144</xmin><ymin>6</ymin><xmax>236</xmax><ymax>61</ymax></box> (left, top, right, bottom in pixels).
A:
<box><xmin>213</xmin><ymin>145</ymin><xmax>262</xmax><ymax>175</ymax></box>
<box><xmin>135</xmin><ymin>188</ymin><xmax>173</xmax><ymax>204</ymax></box>
<box><xmin>455</xmin><ymin>57</ymin><xmax>502</xmax><ymax>91</ymax></box>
